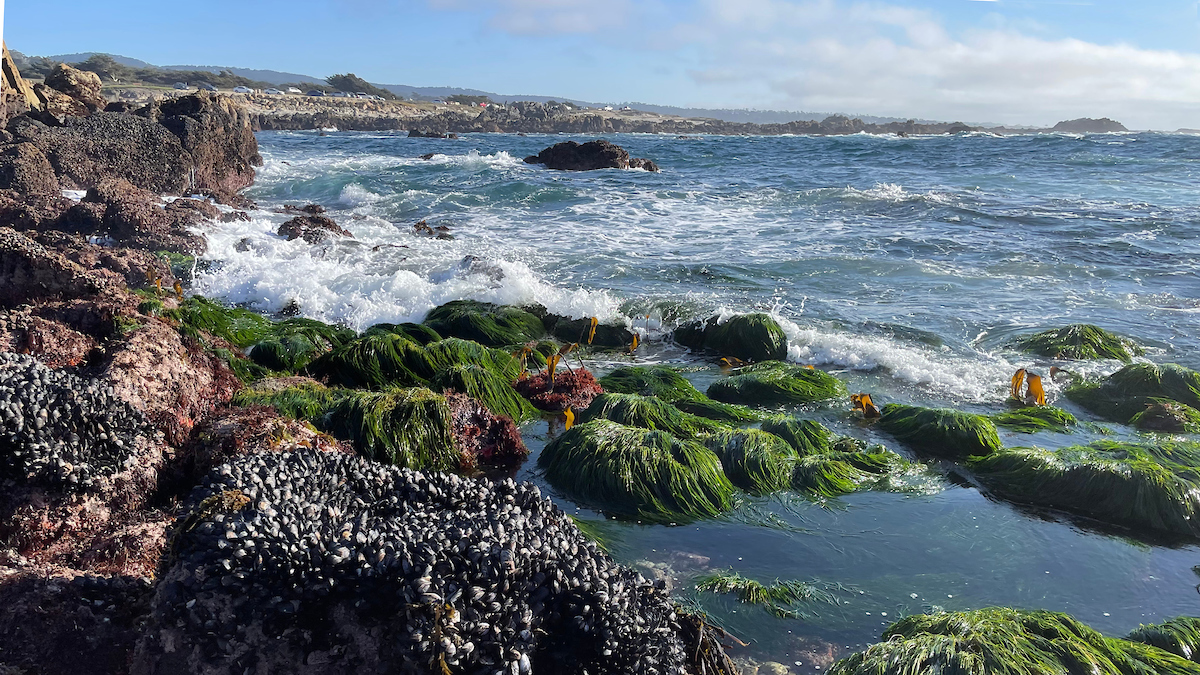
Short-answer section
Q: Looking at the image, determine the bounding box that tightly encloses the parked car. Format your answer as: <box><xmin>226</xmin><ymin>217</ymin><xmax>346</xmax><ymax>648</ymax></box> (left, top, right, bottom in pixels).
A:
<box><xmin>263</xmin><ymin>88</ymin><xmax>284</xmax><ymax>95</ymax></box>
<box><xmin>331</xmin><ymin>91</ymin><xmax>349</xmax><ymax>98</ymax></box>
<box><xmin>287</xmin><ymin>87</ymin><xmax>302</xmax><ymax>94</ymax></box>
<box><xmin>173</xmin><ymin>82</ymin><xmax>189</xmax><ymax>90</ymax></box>
<box><xmin>306</xmin><ymin>90</ymin><xmax>326</xmax><ymax>97</ymax></box>
<box><xmin>232</xmin><ymin>86</ymin><xmax>253</xmax><ymax>94</ymax></box>
<box><xmin>197</xmin><ymin>82</ymin><xmax>218</xmax><ymax>92</ymax></box>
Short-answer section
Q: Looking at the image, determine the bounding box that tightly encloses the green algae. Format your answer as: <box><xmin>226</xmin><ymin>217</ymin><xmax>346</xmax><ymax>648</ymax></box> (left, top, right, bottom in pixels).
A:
<box><xmin>695</xmin><ymin>568</ymin><xmax>844</xmax><ymax>619</ymax></box>
<box><xmin>164</xmin><ymin>296</ymin><xmax>275</xmax><ymax>347</ymax></box>
<box><xmin>362</xmin><ymin>321</ymin><xmax>442</xmax><ymax>345</ymax></box>
<box><xmin>1066</xmin><ymin>362</ymin><xmax>1200</xmax><ymax>425</ymax></box>
<box><xmin>1128</xmin><ymin>617</ymin><xmax>1200</xmax><ymax>663</ymax></box>
<box><xmin>702</xmin><ymin>429</ymin><xmax>796</xmax><ymax>493</ymax></box>
<box><xmin>674</xmin><ymin>313</ymin><xmax>789</xmax><ymax>362</ymax></box>
<box><xmin>1016</xmin><ymin>323</ymin><xmax>1144</xmax><ymax>362</ymax></box>
<box><xmin>307</xmin><ymin>332</ymin><xmax>429</xmax><ymax>389</ymax></box>
<box><xmin>577</xmin><ymin>393</ymin><xmax>727</xmax><ymax>439</ymax></box>
<box><xmin>431</xmin><ymin>363</ymin><xmax>539</xmax><ymax>423</ymax></box>
<box><xmin>423</xmin><ymin>299</ymin><xmax>545</xmax><ymax>347</ymax></box>
<box><xmin>411</xmin><ymin>338</ymin><xmax>523</xmax><ymax>382</ymax></box>
<box><xmin>1131</xmin><ymin>401</ymin><xmax>1200</xmax><ymax>434</ymax></box>
<box><xmin>759</xmin><ymin>416</ymin><xmax>837</xmax><ymax>455</ymax></box>
<box><xmin>828</xmin><ymin>608</ymin><xmax>1200</xmax><ymax>675</ymax></box>
<box><xmin>878</xmin><ymin>404</ymin><xmax>1002</xmax><ymax>460</ymax></box>
<box><xmin>538</xmin><ymin>420</ymin><xmax>735</xmax><ymax>522</ymax></box>
<box><xmin>247</xmin><ymin>318</ymin><xmax>356</xmax><ymax>372</ymax></box>
<box><xmin>706</xmin><ymin>362</ymin><xmax>845</xmax><ymax>407</ymax></box>
<box><xmin>990</xmin><ymin>406</ymin><xmax>1078</xmax><ymax>433</ymax></box>
<box><xmin>599</xmin><ymin>365</ymin><xmax>759</xmax><ymax>422</ymax></box>
<box><xmin>969</xmin><ymin>440</ymin><xmax>1200</xmax><ymax>539</ymax></box>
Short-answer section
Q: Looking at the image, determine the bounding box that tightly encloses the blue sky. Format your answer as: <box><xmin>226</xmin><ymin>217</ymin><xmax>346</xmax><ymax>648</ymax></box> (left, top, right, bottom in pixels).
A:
<box><xmin>9</xmin><ymin>0</ymin><xmax>1200</xmax><ymax>128</ymax></box>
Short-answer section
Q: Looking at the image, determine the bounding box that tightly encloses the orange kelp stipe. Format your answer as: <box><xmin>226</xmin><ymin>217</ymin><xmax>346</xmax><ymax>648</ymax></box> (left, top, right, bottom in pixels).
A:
<box><xmin>1026</xmin><ymin>374</ymin><xmax>1047</xmax><ymax>406</ymax></box>
<box><xmin>173</xmin><ymin>280</ymin><xmax>184</xmax><ymax>300</ymax></box>
<box><xmin>513</xmin><ymin>344</ymin><xmax>534</xmax><ymax>377</ymax></box>
<box><xmin>564</xmin><ymin>407</ymin><xmax>575</xmax><ymax>431</ymax></box>
<box><xmin>630</xmin><ymin>334</ymin><xmax>640</xmax><ymax>352</ymax></box>
<box><xmin>546</xmin><ymin>354</ymin><xmax>562</xmax><ymax>386</ymax></box>
<box><xmin>851</xmin><ymin>393</ymin><xmax>881</xmax><ymax>418</ymax></box>
<box><xmin>587</xmin><ymin>317</ymin><xmax>598</xmax><ymax>345</ymax></box>
<box><xmin>719</xmin><ymin>357</ymin><xmax>747</xmax><ymax>369</ymax></box>
<box><xmin>1010</xmin><ymin>368</ymin><xmax>1027</xmax><ymax>400</ymax></box>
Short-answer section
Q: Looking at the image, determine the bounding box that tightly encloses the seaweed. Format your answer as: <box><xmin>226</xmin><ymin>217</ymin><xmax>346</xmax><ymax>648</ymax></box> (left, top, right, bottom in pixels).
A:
<box><xmin>760</xmin><ymin>416</ymin><xmax>837</xmax><ymax>456</ymax></box>
<box><xmin>410</xmin><ymin>338</ymin><xmax>523</xmax><ymax>383</ymax></box>
<box><xmin>431</xmin><ymin>363</ymin><xmax>539</xmax><ymax>424</ymax></box>
<box><xmin>164</xmin><ymin>296</ymin><xmax>275</xmax><ymax>347</ymax></box>
<box><xmin>695</xmin><ymin>569</ymin><xmax>843</xmax><ymax>619</ymax></box>
<box><xmin>362</xmin><ymin>321</ymin><xmax>443</xmax><ymax>345</ymax></box>
<box><xmin>545</xmin><ymin>314</ymin><xmax>633</xmax><ymax>349</ymax></box>
<box><xmin>423</xmin><ymin>300</ymin><xmax>545</xmax><ymax>347</ymax></box>
<box><xmin>878</xmin><ymin>404</ymin><xmax>1002</xmax><ymax>459</ymax></box>
<box><xmin>538</xmin><ymin>420</ymin><xmax>735</xmax><ymax>522</ymax></box>
<box><xmin>599</xmin><ymin>365</ymin><xmax>760</xmax><ymax>422</ymax></box>
<box><xmin>577</xmin><ymin>393</ymin><xmax>727</xmax><ymax>439</ymax></box>
<box><xmin>702</xmin><ymin>429</ymin><xmax>797</xmax><ymax>493</ymax></box>
<box><xmin>969</xmin><ymin>440</ymin><xmax>1200</xmax><ymax>539</ymax></box>
<box><xmin>325</xmin><ymin>387</ymin><xmax>461</xmax><ymax>470</ymax></box>
<box><xmin>1016</xmin><ymin>323</ymin><xmax>1143</xmax><ymax>362</ymax></box>
<box><xmin>248</xmin><ymin>318</ymin><xmax>356</xmax><ymax>372</ymax></box>
<box><xmin>1128</xmin><ymin>617</ymin><xmax>1200</xmax><ymax>663</ymax></box>
<box><xmin>232</xmin><ymin>382</ymin><xmax>348</xmax><ymax>422</ymax></box>
<box><xmin>1131</xmin><ymin>401</ymin><xmax>1200</xmax><ymax>434</ymax></box>
<box><xmin>828</xmin><ymin>607</ymin><xmax>1200</xmax><ymax>675</ymax></box>
<box><xmin>706</xmin><ymin>362</ymin><xmax>846</xmax><ymax>407</ymax></box>
<box><xmin>990</xmin><ymin>406</ymin><xmax>1078</xmax><ymax>433</ymax></box>
<box><xmin>307</xmin><ymin>332</ymin><xmax>429</xmax><ymax>389</ymax></box>
<box><xmin>704</xmin><ymin>313</ymin><xmax>789</xmax><ymax>362</ymax></box>
<box><xmin>1067</xmin><ymin>362</ymin><xmax>1200</xmax><ymax>425</ymax></box>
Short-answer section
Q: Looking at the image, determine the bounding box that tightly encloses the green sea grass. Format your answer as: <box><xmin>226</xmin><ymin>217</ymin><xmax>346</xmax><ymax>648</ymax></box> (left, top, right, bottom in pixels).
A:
<box><xmin>362</xmin><ymin>321</ymin><xmax>442</xmax><ymax>345</ymax></box>
<box><xmin>423</xmin><ymin>299</ymin><xmax>546</xmax><ymax>347</ymax></box>
<box><xmin>695</xmin><ymin>569</ymin><xmax>841</xmax><ymax>619</ymax></box>
<box><xmin>990</xmin><ymin>406</ymin><xmax>1078</xmax><ymax>433</ymax></box>
<box><xmin>431</xmin><ymin>363</ymin><xmax>538</xmax><ymax>423</ymax></box>
<box><xmin>1016</xmin><ymin>323</ymin><xmax>1144</xmax><ymax>361</ymax></box>
<box><xmin>307</xmin><ymin>332</ymin><xmax>429</xmax><ymax>389</ymax></box>
<box><xmin>577</xmin><ymin>393</ymin><xmax>727</xmax><ymax>439</ymax></box>
<box><xmin>1067</xmin><ymin>362</ymin><xmax>1200</xmax><ymax>425</ymax></box>
<box><xmin>248</xmin><ymin>317</ymin><xmax>356</xmax><ymax>372</ymax></box>
<box><xmin>702</xmin><ymin>429</ymin><xmax>796</xmax><ymax>493</ymax></box>
<box><xmin>706</xmin><ymin>362</ymin><xmax>845</xmax><ymax>407</ymax></box>
<box><xmin>878</xmin><ymin>404</ymin><xmax>1002</xmax><ymax>459</ymax></box>
<box><xmin>1128</xmin><ymin>617</ymin><xmax>1200</xmax><ymax>663</ymax></box>
<box><xmin>599</xmin><ymin>365</ymin><xmax>760</xmax><ymax>422</ymax></box>
<box><xmin>326</xmin><ymin>387</ymin><xmax>459</xmax><ymax>470</ymax></box>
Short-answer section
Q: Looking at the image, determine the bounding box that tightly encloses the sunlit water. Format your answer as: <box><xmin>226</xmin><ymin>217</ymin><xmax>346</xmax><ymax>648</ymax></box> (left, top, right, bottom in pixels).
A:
<box><xmin>194</xmin><ymin>130</ymin><xmax>1200</xmax><ymax>669</ymax></box>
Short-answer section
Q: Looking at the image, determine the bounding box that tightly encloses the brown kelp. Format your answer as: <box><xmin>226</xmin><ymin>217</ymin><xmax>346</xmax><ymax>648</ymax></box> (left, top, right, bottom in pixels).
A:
<box><xmin>423</xmin><ymin>299</ymin><xmax>546</xmax><ymax>347</ymax></box>
<box><xmin>1016</xmin><ymin>323</ymin><xmax>1144</xmax><ymax>362</ymax></box>
<box><xmin>431</xmin><ymin>363</ymin><xmax>539</xmax><ymax>424</ymax></box>
<box><xmin>538</xmin><ymin>420</ymin><xmax>735</xmax><ymax>521</ymax></box>
<box><xmin>969</xmin><ymin>440</ymin><xmax>1200</xmax><ymax>539</ymax></box>
<box><xmin>695</xmin><ymin>569</ymin><xmax>844</xmax><ymax>619</ymax></box>
<box><xmin>1128</xmin><ymin>617</ymin><xmax>1200</xmax><ymax>663</ymax></box>
<box><xmin>828</xmin><ymin>608</ymin><xmax>1200</xmax><ymax>675</ymax></box>
<box><xmin>598</xmin><ymin>365</ymin><xmax>759</xmax><ymax>422</ymax></box>
<box><xmin>577</xmin><ymin>393</ymin><xmax>727</xmax><ymax>439</ymax></box>
<box><xmin>1066</xmin><ymin>362</ymin><xmax>1200</xmax><ymax>424</ymax></box>
<box><xmin>702</xmin><ymin>429</ymin><xmax>797</xmax><ymax>493</ymax></box>
<box><xmin>878</xmin><ymin>404</ymin><xmax>1002</xmax><ymax>459</ymax></box>
<box><xmin>990</xmin><ymin>406</ymin><xmax>1077</xmax><ymax>433</ymax></box>
<box><xmin>707</xmin><ymin>361</ymin><xmax>845</xmax><ymax>407</ymax></box>
<box><xmin>673</xmin><ymin>313</ymin><xmax>789</xmax><ymax>362</ymax></box>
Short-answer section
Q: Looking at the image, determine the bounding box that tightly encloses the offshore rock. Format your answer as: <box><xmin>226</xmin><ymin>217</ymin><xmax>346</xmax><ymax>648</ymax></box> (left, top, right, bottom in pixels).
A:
<box><xmin>134</xmin><ymin>450</ymin><xmax>698</xmax><ymax>675</ymax></box>
<box><xmin>674</xmin><ymin>313</ymin><xmax>788</xmax><ymax>362</ymax></box>
<box><xmin>277</xmin><ymin>214</ymin><xmax>353</xmax><ymax>244</ymax></box>
<box><xmin>43</xmin><ymin>63</ymin><xmax>107</xmax><ymax>112</ymax></box>
<box><xmin>1052</xmin><ymin>118</ymin><xmax>1127</xmax><ymax>133</ymax></box>
<box><xmin>524</xmin><ymin>139</ymin><xmax>659</xmax><ymax>172</ymax></box>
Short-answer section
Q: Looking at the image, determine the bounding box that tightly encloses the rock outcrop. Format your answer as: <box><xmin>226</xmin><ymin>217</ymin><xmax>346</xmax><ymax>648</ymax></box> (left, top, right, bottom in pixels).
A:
<box><xmin>277</xmin><ymin>214</ymin><xmax>352</xmax><ymax>243</ymax></box>
<box><xmin>1052</xmin><ymin>118</ymin><xmax>1127</xmax><ymax>133</ymax></box>
<box><xmin>43</xmin><ymin>63</ymin><xmax>107</xmax><ymax>112</ymax></box>
<box><xmin>146</xmin><ymin>93</ymin><xmax>263</xmax><ymax>202</ymax></box>
<box><xmin>524</xmin><ymin>139</ymin><xmax>660</xmax><ymax>172</ymax></box>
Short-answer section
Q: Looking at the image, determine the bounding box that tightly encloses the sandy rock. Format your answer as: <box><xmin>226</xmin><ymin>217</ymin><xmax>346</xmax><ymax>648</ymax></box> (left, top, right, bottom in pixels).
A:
<box><xmin>2</xmin><ymin>45</ymin><xmax>39</xmax><ymax>118</ymax></box>
<box><xmin>43</xmin><ymin>63</ymin><xmax>106</xmax><ymax>112</ymax></box>
<box><xmin>31</xmin><ymin>83</ymin><xmax>89</xmax><ymax>124</ymax></box>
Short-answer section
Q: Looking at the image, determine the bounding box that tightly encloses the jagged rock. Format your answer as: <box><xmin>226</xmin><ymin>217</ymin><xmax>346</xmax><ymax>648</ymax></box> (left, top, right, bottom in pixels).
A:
<box><xmin>2</xmin><ymin>44</ymin><xmax>40</xmax><ymax>118</ymax></box>
<box><xmin>57</xmin><ymin>178</ymin><xmax>208</xmax><ymax>254</ymax></box>
<box><xmin>0</xmin><ymin>227</ymin><xmax>113</xmax><ymax>308</ymax></box>
<box><xmin>164</xmin><ymin>197</ymin><xmax>221</xmax><ymax>222</ymax></box>
<box><xmin>0</xmin><ymin>187</ymin><xmax>73</xmax><ymax>231</ymax></box>
<box><xmin>146</xmin><ymin>93</ymin><xmax>263</xmax><ymax>201</ymax></box>
<box><xmin>32</xmin><ymin>83</ymin><xmax>89</xmax><ymax>124</ymax></box>
<box><xmin>0</xmin><ymin>310</ymin><xmax>96</xmax><ymax>368</ymax></box>
<box><xmin>524</xmin><ymin>139</ymin><xmax>659</xmax><ymax>172</ymax></box>
<box><xmin>408</xmin><ymin>128</ymin><xmax>456</xmax><ymax>138</ymax></box>
<box><xmin>0</xmin><ymin>143</ymin><xmax>58</xmax><ymax>194</ymax></box>
<box><xmin>277</xmin><ymin>214</ymin><xmax>352</xmax><ymax>243</ymax></box>
<box><xmin>43</xmin><ymin>63</ymin><xmax>106</xmax><ymax>112</ymax></box>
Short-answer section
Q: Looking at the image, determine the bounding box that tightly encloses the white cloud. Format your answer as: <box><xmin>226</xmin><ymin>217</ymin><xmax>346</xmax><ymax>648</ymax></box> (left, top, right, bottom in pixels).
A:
<box><xmin>429</xmin><ymin>0</ymin><xmax>633</xmax><ymax>34</ymax></box>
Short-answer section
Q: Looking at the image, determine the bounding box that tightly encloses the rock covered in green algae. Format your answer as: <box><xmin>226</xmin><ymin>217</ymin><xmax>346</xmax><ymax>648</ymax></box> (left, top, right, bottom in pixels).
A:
<box><xmin>577</xmin><ymin>392</ymin><xmax>727</xmax><ymax>439</ymax></box>
<box><xmin>1131</xmin><ymin>401</ymin><xmax>1200</xmax><ymax>434</ymax></box>
<box><xmin>423</xmin><ymin>299</ymin><xmax>546</xmax><ymax>347</ymax></box>
<box><xmin>1016</xmin><ymin>323</ymin><xmax>1143</xmax><ymax>362</ymax></box>
<box><xmin>599</xmin><ymin>365</ymin><xmax>759</xmax><ymax>422</ymax></box>
<box><xmin>828</xmin><ymin>607</ymin><xmax>1200</xmax><ymax>675</ymax></box>
<box><xmin>877</xmin><ymin>404</ymin><xmax>1002</xmax><ymax>460</ymax></box>
<box><xmin>701</xmin><ymin>429</ymin><xmax>797</xmax><ymax>493</ymax></box>
<box><xmin>539</xmin><ymin>420</ymin><xmax>735</xmax><ymax>521</ymax></box>
<box><xmin>1067</xmin><ymin>362</ymin><xmax>1200</xmax><ymax>426</ymax></box>
<box><xmin>706</xmin><ymin>361</ymin><xmax>845</xmax><ymax>407</ymax></box>
<box><xmin>673</xmin><ymin>313</ymin><xmax>789</xmax><ymax>362</ymax></box>
<box><xmin>968</xmin><ymin>440</ymin><xmax>1200</xmax><ymax>540</ymax></box>
<box><xmin>990</xmin><ymin>405</ymin><xmax>1077</xmax><ymax>433</ymax></box>
<box><xmin>431</xmin><ymin>362</ymin><xmax>539</xmax><ymax>424</ymax></box>
<box><xmin>1128</xmin><ymin>617</ymin><xmax>1200</xmax><ymax>663</ymax></box>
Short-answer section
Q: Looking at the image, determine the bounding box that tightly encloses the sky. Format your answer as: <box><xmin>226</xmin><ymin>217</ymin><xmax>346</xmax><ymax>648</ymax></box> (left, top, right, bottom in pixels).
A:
<box><xmin>8</xmin><ymin>0</ymin><xmax>1200</xmax><ymax>128</ymax></box>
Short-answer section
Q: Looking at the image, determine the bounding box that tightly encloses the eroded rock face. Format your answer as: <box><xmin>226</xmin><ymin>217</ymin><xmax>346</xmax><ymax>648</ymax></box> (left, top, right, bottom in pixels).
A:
<box><xmin>524</xmin><ymin>139</ymin><xmax>659</xmax><ymax>172</ymax></box>
<box><xmin>0</xmin><ymin>142</ymin><xmax>58</xmax><ymax>194</ymax></box>
<box><xmin>43</xmin><ymin>63</ymin><xmax>107</xmax><ymax>112</ymax></box>
<box><xmin>446</xmin><ymin>392</ymin><xmax>528</xmax><ymax>467</ymax></box>
<box><xmin>57</xmin><ymin>178</ymin><xmax>208</xmax><ymax>254</ymax></box>
<box><xmin>277</xmin><ymin>214</ymin><xmax>352</xmax><ymax>244</ymax></box>
<box><xmin>150</xmin><ymin>93</ymin><xmax>264</xmax><ymax>202</ymax></box>
<box><xmin>0</xmin><ymin>227</ymin><xmax>112</xmax><ymax>309</ymax></box>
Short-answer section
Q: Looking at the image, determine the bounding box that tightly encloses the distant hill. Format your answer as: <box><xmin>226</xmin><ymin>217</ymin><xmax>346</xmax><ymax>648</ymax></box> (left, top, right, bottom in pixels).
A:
<box><xmin>47</xmin><ymin>52</ymin><xmax>156</xmax><ymax>69</ymax></box>
<box><xmin>162</xmin><ymin>66</ymin><xmax>324</xmax><ymax>86</ymax></box>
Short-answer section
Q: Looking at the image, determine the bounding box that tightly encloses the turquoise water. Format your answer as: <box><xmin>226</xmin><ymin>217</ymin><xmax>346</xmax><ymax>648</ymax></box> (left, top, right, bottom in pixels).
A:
<box><xmin>195</xmin><ymin>130</ymin><xmax>1200</xmax><ymax>669</ymax></box>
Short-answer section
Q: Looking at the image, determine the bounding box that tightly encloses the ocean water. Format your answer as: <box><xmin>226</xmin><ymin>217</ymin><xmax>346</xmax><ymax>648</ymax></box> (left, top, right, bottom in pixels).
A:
<box><xmin>196</xmin><ymin>130</ymin><xmax>1200</xmax><ymax>669</ymax></box>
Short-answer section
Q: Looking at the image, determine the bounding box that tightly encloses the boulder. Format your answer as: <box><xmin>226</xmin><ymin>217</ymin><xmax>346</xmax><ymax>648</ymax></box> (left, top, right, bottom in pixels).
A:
<box><xmin>445</xmin><ymin>391</ymin><xmax>528</xmax><ymax>467</ymax></box>
<box><xmin>32</xmin><ymin>82</ymin><xmax>89</xmax><ymax>123</ymax></box>
<box><xmin>707</xmin><ymin>362</ymin><xmax>845</xmax><ymax>407</ymax></box>
<box><xmin>150</xmin><ymin>93</ymin><xmax>263</xmax><ymax>201</ymax></box>
<box><xmin>59</xmin><ymin>178</ymin><xmax>208</xmax><ymax>254</ymax></box>
<box><xmin>43</xmin><ymin>63</ymin><xmax>106</xmax><ymax>112</ymax></box>
<box><xmin>2</xmin><ymin>44</ymin><xmax>40</xmax><ymax>118</ymax></box>
<box><xmin>524</xmin><ymin>139</ymin><xmax>659</xmax><ymax>172</ymax></box>
<box><xmin>675</xmin><ymin>313</ymin><xmax>788</xmax><ymax>362</ymax></box>
<box><xmin>1015</xmin><ymin>323</ymin><xmax>1142</xmax><ymax>362</ymax></box>
<box><xmin>512</xmin><ymin>367</ymin><xmax>604</xmax><ymax>413</ymax></box>
<box><xmin>877</xmin><ymin>404</ymin><xmax>1001</xmax><ymax>460</ymax></box>
<box><xmin>0</xmin><ymin>142</ymin><xmax>58</xmax><ymax>195</ymax></box>
<box><xmin>0</xmin><ymin>188</ymin><xmax>73</xmax><ymax>230</ymax></box>
<box><xmin>277</xmin><ymin>214</ymin><xmax>352</xmax><ymax>243</ymax></box>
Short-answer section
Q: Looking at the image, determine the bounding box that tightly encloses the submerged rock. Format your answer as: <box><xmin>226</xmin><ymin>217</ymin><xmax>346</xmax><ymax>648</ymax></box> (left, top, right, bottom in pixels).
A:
<box><xmin>135</xmin><ymin>450</ymin><xmax>701</xmax><ymax>674</ymax></box>
<box><xmin>1067</xmin><ymin>362</ymin><xmax>1200</xmax><ymax>426</ymax></box>
<box><xmin>276</xmin><ymin>214</ymin><xmax>352</xmax><ymax>244</ymax></box>
<box><xmin>674</xmin><ymin>313</ymin><xmax>789</xmax><ymax>362</ymax></box>
<box><xmin>578</xmin><ymin>392</ymin><xmax>725</xmax><ymax>439</ymax></box>
<box><xmin>599</xmin><ymin>365</ymin><xmax>759</xmax><ymax>422</ymax></box>
<box><xmin>877</xmin><ymin>404</ymin><xmax>1001</xmax><ymax>460</ymax></box>
<box><xmin>989</xmin><ymin>405</ymin><xmax>1077</xmax><ymax>433</ymax></box>
<box><xmin>523</xmin><ymin>139</ymin><xmax>659</xmax><ymax>172</ymax></box>
<box><xmin>707</xmin><ymin>361</ymin><xmax>845</xmax><ymax>406</ymax></box>
<box><xmin>969</xmin><ymin>440</ymin><xmax>1200</xmax><ymax>540</ymax></box>
<box><xmin>424</xmin><ymin>299</ymin><xmax>546</xmax><ymax>348</ymax></box>
<box><xmin>828</xmin><ymin>607</ymin><xmax>1196</xmax><ymax>675</ymax></box>
<box><xmin>1015</xmin><ymin>323</ymin><xmax>1143</xmax><ymax>361</ymax></box>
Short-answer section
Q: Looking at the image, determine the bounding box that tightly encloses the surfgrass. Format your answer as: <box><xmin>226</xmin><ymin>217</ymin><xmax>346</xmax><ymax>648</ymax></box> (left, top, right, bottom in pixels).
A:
<box><xmin>431</xmin><ymin>363</ymin><xmax>539</xmax><ymax>424</ymax></box>
<box><xmin>878</xmin><ymin>404</ymin><xmax>1002</xmax><ymax>459</ymax></box>
<box><xmin>1016</xmin><ymin>323</ymin><xmax>1143</xmax><ymax>362</ymax></box>
<box><xmin>695</xmin><ymin>569</ymin><xmax>842</xmax><ymax>619</ymax></box>
<box><xmin>706</xmin><ymin>361</ymin><xmax>846</xmax><ymax>407</ymax></box>
<box><xmin>409</xmin><ymin>338</ymin><xmax>523</xmax><ymax>382</ymax></box>
<box><xmin>702</xmin><ymin>429</ymin><xmax>796</xmax><ymax>493</ymax></box>
<box><xmin>968</xmin><ymin>440</ymin><xmax>1200</xmax><ymax>539</ymax></box>
<box><xmin>703</xmin><ymin>313</ymin><xmax>789</xmax><ymax>362</ymax></box>
<box><xmin>1067</xmin><ymin>362</ymin><xmax>1200</xmax><ymax>425</ymax></box>
<box><xmin>990</xmin><ymin>406</ymin><xmax>1077</xmax><ymax>433</ymax></box>
<box><xmin>423</xmin><ymin>299</ymin><xmax>546</xmax><ymax>347</ymax></box>
<box><xmin>1131</xmin><ymin>401</ymin><xmax>1200</xmax><ymax>434</ymax></box>
<box><xmin>577</xmin><ymin>393</ymin><xmax>727</xmax><ymax>439</ymax></box>
<box><xmin>1128</xmin><ymin>617</ymin><xmax>1200</xmax><ymax>663</ymax></box>
<box><xmin>362</xmin><ymin>321</ymin><xmax>442</xmax><ymax>345</ymax></box>
<box><xmin>325</xmin><ymin>387</ymin><xmax>460</xmax><ymax>470</ymax></box>
<box><xmin>165</xmin><ymin>295</ymin><xmax>274</xmax><ymax>347</ymax></box>
<box><xmin>599</xmin><ymin>365</ymin><xmax>760</xmax><ymax>422</ymax></box>
<box><xmin>538</xmin><ymin>420</ymin><xmax>735</xmax><ymax>522</ymax></box>
<box><xmin>232</xmin><ymin>382</ymin><xmax>348</xmax><ymax>422</ymax></box>
<box><xmin>248</xmin><ymin>318</ymin><xmax>356</xmax><ymax>372</ymax></box>
<box><xmin>828</xmin><ymin>608</ymin><xmax>1200</xmax><ymax>675</ymax></box>
<box><xmin>760</xmin><ymin>416</ymin><xmax>836</xmax><ymax>455</ymax></box>
<box><xmin>307</xmin><ymin>332</ymin><xmax>429</xmax><ymax>389</ymax></box>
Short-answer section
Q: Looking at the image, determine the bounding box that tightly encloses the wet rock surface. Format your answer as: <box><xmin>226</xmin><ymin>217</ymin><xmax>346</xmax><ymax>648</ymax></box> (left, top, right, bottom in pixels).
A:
<box><xmin>524</xmin><ymin>139</ymin><xmax>659</xmax><ymax>172</ymax></box>
<box><xmin>277</xmin><ymin>214</ymin><xmax>353</xmax><ymax>244</ymax></box>
<box><xmin>136</xmin><ymin>450</ymin><xmax>695</xmax><ymax>675</ymax></box>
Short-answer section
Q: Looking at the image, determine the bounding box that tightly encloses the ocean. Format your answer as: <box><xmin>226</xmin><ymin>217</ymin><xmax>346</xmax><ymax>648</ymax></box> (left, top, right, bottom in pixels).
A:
<box><xmin>195</xmin><ymin>130</ymin><xmax>1200</xmax><ymax>668</ymax></box>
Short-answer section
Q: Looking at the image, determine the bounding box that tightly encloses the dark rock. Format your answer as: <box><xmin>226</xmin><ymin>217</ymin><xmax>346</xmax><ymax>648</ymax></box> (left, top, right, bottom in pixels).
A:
<box><xmin>219</xmin><ymin>210</ymin><xmax>250</xmax><ymax>223</ymax></box>
<box><xmin>524</xmin><ymin>139</ymin><xmax>659</xmax><ymax>172</ymax></box>
<box><xmin>673</xmin><ymin>313</ymin><xmax>788</xmax><ymax>362</ymax></box>
<box><xmin>104</xmin><ymin>101</ymin><xmax>134</xmax><ymax>114</ymax></box>
<box><xmin>164</xmin><ymin>197</ymin><xmax>221</xmax><ymax>222</ymax></box>
<box><xmin>149</xmin><ymin>93</ymin><xmax>263</xmax><ymax>202</ymax></box>
<box><xmin>629</xmin><ymin>157</ymin><xmax>660</xmax><ymax>172</ymax></box>
<box><xmin>0</xmin><ymin>143</ymin><xmax>59</xmax><ymax>195</ymax></box>
<box><xmin>281</xmin><ymin>203</ymin><xmax>325</xmax><ymax>215</ymax></box>
<box><xmin>0</xmin><ymin>188</ymin><xmax>73</xmax><ymax>231</ymax></box>
<box><xmin>418</xmin><ymin>152</ymin><xmax>436</xmax><ymax>160</ymax></box>
<box><xmin>408</xmin><ymin>128</ymin><xmax>457</xmax><ymax>138</ymax></box>
<box><xmin>43</xmin><ymin>63</ymin><xmax>107</xmax><ymax>112</ymax></box>
<box><xmin>68</xmin><ymin>178</ymin><xmax>207</xmax><ymax>254</ymax></box>
<box><xmin>277</xmin><ymin>214</ymin><xmax>352</xmax><ymax>244</ymax></box>
<box><xmin>0</xmin><ymin>227</ymin><xmax>113</xmax><ymax>308</ymax></box>
<box><xmin>543</xmin><ymin>313</ymin><xmax>634</xmax><ymax>349</ymax></box>
<box><xmin>1053</xmin><ymin>118</ymin><xmax>1127</xmax><ymax>133</ymax></box>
